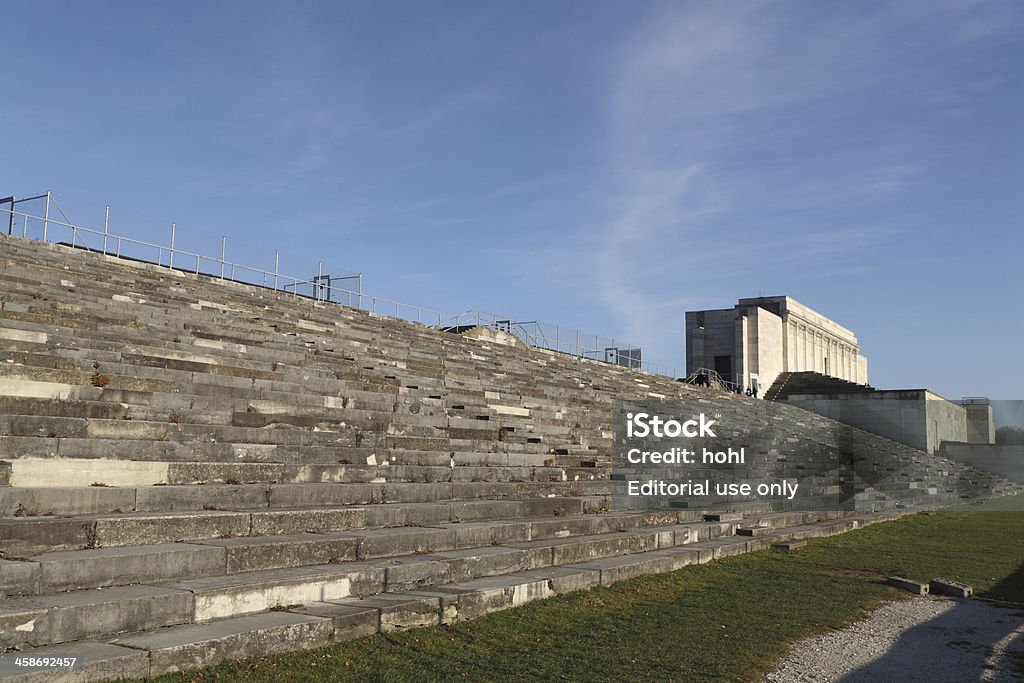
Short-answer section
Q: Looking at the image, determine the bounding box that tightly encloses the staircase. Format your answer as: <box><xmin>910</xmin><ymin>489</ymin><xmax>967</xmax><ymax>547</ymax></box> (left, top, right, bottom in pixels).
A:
<box><xmin>765</xmin><ymin>371</ymin><xmax>874</xmax><ymax>401</ymax></box>
<box><xmin>0</xmin><ymin>235</ymin><xmax>1017</xmax><ymax>681</ymax></box>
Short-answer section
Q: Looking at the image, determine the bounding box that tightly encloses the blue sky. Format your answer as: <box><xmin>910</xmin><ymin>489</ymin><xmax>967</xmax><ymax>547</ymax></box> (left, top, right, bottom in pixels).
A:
<box><xmin>2</xmin><ymin>1</ymin><xmax>1021</xmax><ymax>399</ymax></box>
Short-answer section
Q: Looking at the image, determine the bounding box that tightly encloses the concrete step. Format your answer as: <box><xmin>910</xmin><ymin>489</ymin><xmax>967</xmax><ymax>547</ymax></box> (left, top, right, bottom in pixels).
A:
<box><xmin>0</xmin><ymin>508</ymin><xmax>914</xmax><ymax>679</ymax></box>
<box><xmin>0</xmin><ymin>454</ymin><xmax>607</xmax><ymax>487</ymax></box>
<box><xmin>0</xmin><ymin>502</ymin><xmax>821</xmax><ymax>604</ymax></box>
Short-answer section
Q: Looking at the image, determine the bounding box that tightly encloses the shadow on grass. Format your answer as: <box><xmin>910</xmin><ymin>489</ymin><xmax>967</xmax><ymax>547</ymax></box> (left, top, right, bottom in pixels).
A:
<box><xmin>838</xmin><ymin>562</ymin><xmax>1024</xmax><ymax>682</ymax></box>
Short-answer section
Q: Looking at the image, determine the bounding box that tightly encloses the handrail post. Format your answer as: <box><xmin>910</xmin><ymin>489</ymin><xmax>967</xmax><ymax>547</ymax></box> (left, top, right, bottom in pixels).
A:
<box><xmin>42</xmin><ymin>191</ymin><xmax>50</xmax><ymax>242</ymax></box>
<box><xmin>274</xmin><ymin>251</ymin><xmax>279</xmax><ymax>289</ymax></box>
<box><xmin>220</xmin><ymin>236</ymin><xmax>226</xmax><ymax>279</ymax></box>
<box><xmin>103</xmin><ymin>206</ymin><xmax>109</xmax><ymax>255</ymax></box>
<box><xmin>169</xmin><ymin>223</ymin><xmax>175</xmax><ymax>269</ymax></box>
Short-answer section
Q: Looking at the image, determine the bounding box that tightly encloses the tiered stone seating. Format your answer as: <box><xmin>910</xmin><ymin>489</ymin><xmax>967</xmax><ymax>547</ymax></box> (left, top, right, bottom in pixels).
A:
<box><xmin>0</xmin><ymin>235</ymin><xmax>1017</xmax><ymax>681</ymax></box>
<box><xmin>764</xmin><ymin>370</ymin><xmax>874</xmax><ymax>401</ymax></box>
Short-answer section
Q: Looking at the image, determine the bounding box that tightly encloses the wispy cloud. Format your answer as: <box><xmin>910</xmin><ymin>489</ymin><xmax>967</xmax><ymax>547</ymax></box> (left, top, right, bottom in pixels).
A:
<box><xmin>569</xmin><ymin>0</ymin><xmax>1022</xmax><ymax>368</ymax></box>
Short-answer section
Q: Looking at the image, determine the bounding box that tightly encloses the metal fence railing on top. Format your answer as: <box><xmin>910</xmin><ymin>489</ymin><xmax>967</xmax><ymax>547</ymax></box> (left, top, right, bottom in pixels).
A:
<box><xmin>2</xmin><ymin>190</ymin><xmax>681</xmax><ymax>378</ymax></box>
<box><xmin>2</xmin><ymin>192</ymin><xmax>442</xmax><ymax>326</ymax></box>
<box><xmin>441</xmin><ymin>309</ymin><xmax>678</xmax><ymax>378</ymax></box>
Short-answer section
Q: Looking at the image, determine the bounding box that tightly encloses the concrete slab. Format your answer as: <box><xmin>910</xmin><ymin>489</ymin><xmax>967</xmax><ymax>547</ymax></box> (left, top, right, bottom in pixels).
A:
<box><xmin>32</xmin><ymin>543</ymin><xmax>226</xmax><ymax>592</ymax></box>
<box><xmin>198</xmin><ymin>533</ymin><xmax>359</xmax><ymax>573</ymax></box>
<box><xmin>0</xmin><ymin>584</ymin><xmax>193</xmax><ymax>649</ymax></box>
<box><xmin>288</xmin><ymin>601</ymin><xmax>379</xmax><ymax>640</ymax></box>
<box><xmin>929</xmin><ymin>578</ymin><xmax>973</xmax><ymax>598</ymax></box>
<box><xmin>0</xmin><ymin>558</ymin><xmax>39</xmax><ymax>597</ymax></box>
<box><xmin>93</xmin><ymin>511</ymin><xmax>251</xmax><ymax>548</ymax></box>
<box><xmin>887</xmin><ymin>576</ymin><xmax>930</xmax><ymax>595</ymax></box>
<box><xmin>112</xmin><ymin>611</ymin><xmax>332</xmax><ymax>676</ymax></box>
<box><xmin>9</xmin><ymin>459</ymin><xmax>169</xmax><ymax>487</ymax></box>
<box><xmin>331</xmin><ymin>594</ymin><xmax>441</xmax><ymax>631</ymax></box>
<box><xmin>250</xmin><ymin>507</ymin><xmax>366</xmax><ymax>536</ymax></box>
<box><xmin>161</xmin><ymin>563</ymin><xmax>386</xmax><ymax>622</ymax></box>
<box><xmin>0</xmin><ymin>641</ymin><xmax>148</xmax><ymax>682</ymax></box>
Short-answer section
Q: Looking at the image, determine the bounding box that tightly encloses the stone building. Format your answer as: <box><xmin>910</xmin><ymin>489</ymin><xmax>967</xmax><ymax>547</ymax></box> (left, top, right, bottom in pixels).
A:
<box><xmin>685</xmin><ymin>295</ymin><xmax>868</xmax><ymax>393</ymax></box>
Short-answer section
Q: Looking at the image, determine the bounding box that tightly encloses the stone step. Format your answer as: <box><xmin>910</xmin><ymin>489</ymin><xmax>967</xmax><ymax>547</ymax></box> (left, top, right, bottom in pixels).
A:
<box><xmin>1</xmin><ymin>508</ymin><xmax>715</xmax><ymax>596</ymax></box>
<box><xmin>0</xmin><ymin>479</ymin><xmax>612</xmax><ymax>517</ymax></box>
<box><xmin>0</xmin><ymin>508</ymin><xmax>914</xmax><ymax>679</ymax></box>
<box><xmin>110</xmin><ymin>611</ymin><xmax>334</xmax><ymax>677</ymax></box>
<box><xmin>0</xmin><ymin>584</ymin><xmax>194</xmax><ymax>649</ymax></box>
<box><xmin>0</xmin><ymin>640</ymin><xmax>149</xmax><ymax>682</ymax></box>
<box><xmin>0</xmin><ymin>505</ymin><xmax>681</xmax><ymax>559</ymax></box>
<box><xmin>0</xmin><ymin>455</ymin><xmax>606</xmax><ymax>487</ymax></box>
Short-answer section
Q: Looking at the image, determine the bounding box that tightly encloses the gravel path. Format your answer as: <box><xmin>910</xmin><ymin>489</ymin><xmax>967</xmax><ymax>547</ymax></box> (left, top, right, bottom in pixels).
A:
<box><xmin>765</xmin><ymin>596</ymin><xmax>1024</xmax><ymax>682</ymax></box>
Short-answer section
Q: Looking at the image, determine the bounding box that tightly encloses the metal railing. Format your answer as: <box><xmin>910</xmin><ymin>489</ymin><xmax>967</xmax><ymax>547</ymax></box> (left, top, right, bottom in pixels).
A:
<box><xmin>441</xmin><ymin>309</ymin><xmax>679</xmax><ymax>378</ymax></box>
<box><xmin>3</xmin><ymin>190</ymin><xmax>682</xmax><ymax>377</ymax></box>
<box><xmin>2</xmin><ymin>193</ymin><xmax>442</xmax><ymax>326</ymax></box>
<box><xmin>682</xmin><ymin>367</ymin><xmax>744</xmax><ymax>394</ymax></box>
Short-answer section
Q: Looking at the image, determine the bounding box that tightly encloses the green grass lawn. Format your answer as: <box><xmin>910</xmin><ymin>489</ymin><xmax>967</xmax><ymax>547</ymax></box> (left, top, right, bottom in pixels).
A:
<box><xmin>131</xmin><ymin>503</ymin><xmax>1024</xmax><ymax>683</ymax></box>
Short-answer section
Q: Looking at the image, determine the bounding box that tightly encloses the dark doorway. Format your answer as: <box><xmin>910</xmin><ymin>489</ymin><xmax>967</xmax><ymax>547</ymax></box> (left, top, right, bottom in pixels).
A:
<box><xmin>714</xmin><ymin>355</ymin><xmax>732</xmax><ymax>383</ymax></box>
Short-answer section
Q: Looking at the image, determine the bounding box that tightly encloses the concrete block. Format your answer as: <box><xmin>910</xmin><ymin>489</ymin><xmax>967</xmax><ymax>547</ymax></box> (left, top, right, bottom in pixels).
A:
<box><xmin>579</xmin><ymin>552</ymin><xmax>680</xmax><ymax>586</ymax></box>
<box><xmin>517</xmin><ymin>566</ymin><xmax>600</xmax><ymax>594</ymax></box>
<box><xmin>0</xmin><ymin>328</ymin><xmax>48</xmax><ymax>344</ymax></box>
<box><xmin>550</xmin><ymin>532</ymin><xmax>658</xmax><ymax>565</ymax></box>
<box><xmin>699</xmin><ymin>538</ymin><xmax>750</xmax><ymax>560</ymax></box>
<box><xmin>355</xmin><ymin>527</ymin><xmax>456</xmax><ymax>560</ymax></box>
<box><xmin>367</xmin><ymin>502</ymin><xmax>451</xmax><ymax>528</ymax></box>
<box><xmin>449</xmin><ymin>574</ymin><xmax>553</xmax><ymax>620</ymax></box>
<box><xmin>33</xmin><ymin>543</ymin><xmax>226</xmax><ymax>593</ymax></box>
<box><xmin>201</xmin><ymin>533</ymin><xmax>359</xmax><ymax>573</ymax></box>
<box><xmin>112</xmin><ymin>611</ymin><xmax>333</xmax><ymax>677</ymax></box>
<box><xmin>0</xmin><ymin>641</ymin><xmax>149</xmax><ymax>682</ymax></box>
<box><xmin>0</xmin><ymin>461</ymin><xmax>10</xmax><ymax>486</ymax></box>
<box><xmin>167</xmin><ymin>462</ymin><xmax>285</xmax><ymax>485</ymax></box>
<box><xmin>887</xmin><ymin>576</ymin><xmax>929</xmax><ymax>595</ymax></box>
<box><xmin>0</xmin><ymin>487</ymin><xmax>135</xmax><ymax>517</ymax></box>
<box><xmin>0</xmin><ymin>518</ymin><xmax>93</xmax><ymax>558</ymax></box>
<box><xmin>529</xmin><ymin>517</ymin><xmax>601</xmax><ymax>540</ymax></box>
<box><xmin>9</xmin><ymin>458</ymin><xmax>169</xmax><ymax>487</ymax></box>
<box><xmin>163</xmin><ymin>563</ymin><xmax>386</xmax><ymax>622</ymax></box>
<box><xmin>665</xmin><ymin>546</ymin><xmax>709</xmax><ymax>568</ymax></box>
<box><xmin>772</xmin><ymin>540</ymin><xmax>807</xmax><ymax>552</ymax></box>
<box><xmin>135</xmin><ymin>485</ymin><xmax>270</xmax><ymax>513</ymax></box>
<box><xmin>93</xmin><ymin>511</ymin><xmax>251</xmax><ymax>548</ymax></box>
<box><xmin>84</xmin><ymin>420</ymin><xmax>168</xmax><ymax>441</ymax></box>
<box><xmin>250</xmin><ymin>507</ymin><xmax>366</xmax><ymax>536</ymax></box>
<box><xmin>404</xmin><ymin>588</ymin><xmax>466</xmax><ymax>625</ymax></box>
<box><xmin>736</xmin><ymin>525</ymin><xmax>771</xmax><ymax>537</ymax></box>
<box><xmin>333</xmin><ymin>594</ymin><xmax>441</xmax><ymax>632</ymax></box>
<box><xmin>288</xmin><ymin>601</ymin><xmax>379</xmax><ymax>640</ymax></box>
<box><xmin>704</xmin><ymin>512</ymin><xmax>743</xmax><ymax>522</ymax></box>
<box><xmin>446</xmin><ymin>520</ymin><xmax>531</xmax><ymax>548</ymax></box>
<box><xmin>929</xmin><ymin>578</ymin><xmax>973</xmax><ymax>598</ymax></box>
<box><xmin>267</xmin><ymin>483</ymin><xmax>374</xmax><ymax>508</ymax></box>
<box><xmin>435</xmin><ymin>546</ymin><xmax>531</xmax><ymax>582</ymax></box>
<box><xmin>0</xmin><ymin>379</ymin><xmax>75</xmax><ymax>400</ymax></box>
<box><xmin>0</xmin><ymin>559</ymin><xmax>40</xmax><ymax>597</ymax></box>
<box><xmin>0</xmin><ymin>584</ymin><xmax>193</xmax><ymax>649</ymax></box>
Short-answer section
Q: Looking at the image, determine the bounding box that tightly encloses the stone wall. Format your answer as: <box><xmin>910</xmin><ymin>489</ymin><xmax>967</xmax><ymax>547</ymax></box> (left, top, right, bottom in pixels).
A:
<box><xmin>962</xmin><ymin>402</ymin><xmax>996</xmax><ymax>444</ymax></box>
<box><xmin>781</xmin><ymin>390</ymin><xmax>969</xmax><ymax>454</ymax></box>
<box><xmin>941</xmin><ymin>444</ymin><xmax>1024</xmax><ymax>484</ymax></box>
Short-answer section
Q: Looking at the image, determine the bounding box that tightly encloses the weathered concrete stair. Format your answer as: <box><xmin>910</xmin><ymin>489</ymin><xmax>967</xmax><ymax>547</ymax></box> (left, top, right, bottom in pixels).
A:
<box><xmin>0</xmin><ymin>508</ymin><xmax>904</xmax><ymax>681</ymax></box>
<box><xmin>0</xmin><ymin>234</ymin><xmax>1019</xmax><ymax>681</ymax></box>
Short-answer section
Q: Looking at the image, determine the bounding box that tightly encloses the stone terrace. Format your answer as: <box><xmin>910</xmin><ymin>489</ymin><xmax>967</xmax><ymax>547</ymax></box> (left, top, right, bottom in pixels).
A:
<box><xmin>0</xmin><ymin>235</ymin><xmax>1017</xmax><ymax>681</ymax></box>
